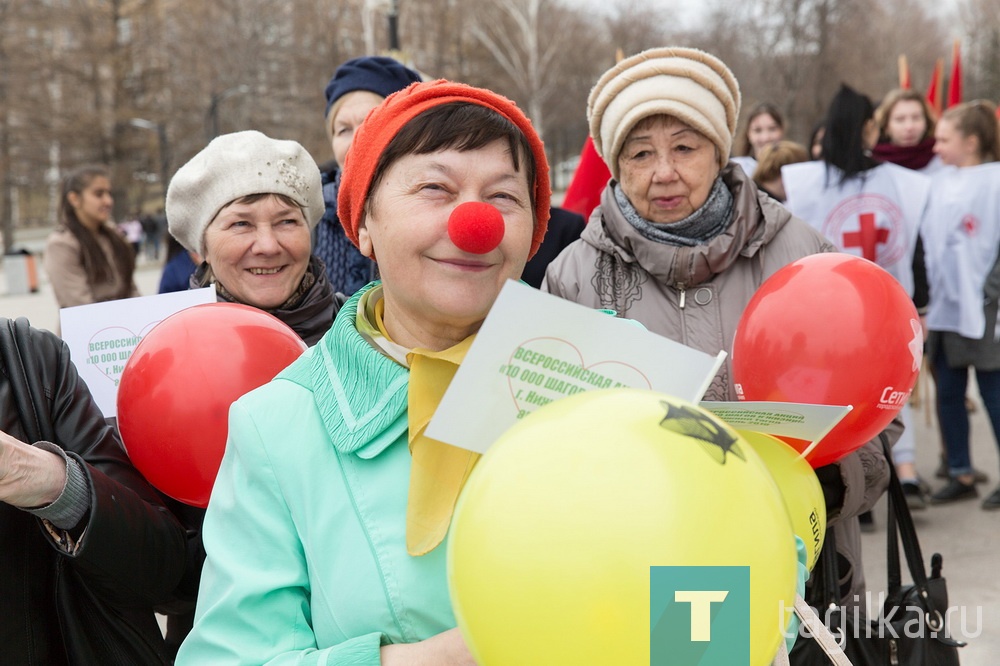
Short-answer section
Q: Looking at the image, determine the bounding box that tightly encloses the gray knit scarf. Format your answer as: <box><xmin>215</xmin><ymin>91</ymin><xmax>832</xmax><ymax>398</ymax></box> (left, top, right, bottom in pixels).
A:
<box><xmin>613</xmin><ymin>177</ymin><xmax>733</xmax><ymax>246</ymax></box>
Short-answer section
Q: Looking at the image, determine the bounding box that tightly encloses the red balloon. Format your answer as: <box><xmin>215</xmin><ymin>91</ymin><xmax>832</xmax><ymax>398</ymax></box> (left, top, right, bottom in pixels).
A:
<box><xmin>448</xmin><ymin>201</ymin><xmax>505</xmax><ymax>254</ymax></box>
<box><xmin>117</xmin><ymin>303</ymin><xmax>306</xmax><ymax>507</ymax></box>
<box><xmin>732</xmin><ymin>254</ymin><xmax>922</xmax><ymax>468</ymax></box>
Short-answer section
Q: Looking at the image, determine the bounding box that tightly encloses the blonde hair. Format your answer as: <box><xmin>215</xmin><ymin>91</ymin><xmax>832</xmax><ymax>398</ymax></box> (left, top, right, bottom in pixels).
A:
<box><xmin>753</xmin><ymin>140</ymin><xmax>809</xmax><ymax>185</ymax></box>
<box><xmin>324</xmin><ymin>90</ymin><xmax>385</xmax><ymax>141</ymax></box>
<box><xmin>940</xmin><ymin>100</ymin><xmax>1000</xmax><ymax>163</ymax></box>
<box><xmin>875</xmin><ymin>89</ymin><xmax>936</xmax><ymax>144</ymax></box>
<box><xmin>325</xmin><ymin>99</ymin><xmax>345</xmax><ymax>140</ymax></box>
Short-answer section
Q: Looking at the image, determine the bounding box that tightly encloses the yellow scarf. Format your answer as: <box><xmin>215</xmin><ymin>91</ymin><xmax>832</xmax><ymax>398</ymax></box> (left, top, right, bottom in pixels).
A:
<box><xmin>369</xmin><ymin>297</ymin><xmax>482</xmax><ymax>556</ymax></box>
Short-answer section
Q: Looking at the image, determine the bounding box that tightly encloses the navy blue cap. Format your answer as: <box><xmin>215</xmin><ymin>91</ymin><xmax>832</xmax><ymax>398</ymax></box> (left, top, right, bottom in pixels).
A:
<box><xmin>324</xmin><ymin>56</ymin><xmax>422</xmax><ymax>118</ymax></box>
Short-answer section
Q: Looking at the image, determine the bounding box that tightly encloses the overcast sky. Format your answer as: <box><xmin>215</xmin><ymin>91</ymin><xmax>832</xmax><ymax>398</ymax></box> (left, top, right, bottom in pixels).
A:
<box><xmin>578</xmin><ymin>0</ymin><xmax>961</xmax><ymax>34</ymax></box>
<box><xmin>577</xmin><ymin>0</ymin><xmax>708</xmax><ymax>31</ymax></box>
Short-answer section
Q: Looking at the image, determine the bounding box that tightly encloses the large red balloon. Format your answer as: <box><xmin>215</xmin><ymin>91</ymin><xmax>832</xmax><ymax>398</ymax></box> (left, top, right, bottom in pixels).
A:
<box><xmin>732</xmin><ymin>254</ymin><xmax>922</xmax><ymax>468</ymax></box>
<box><xmin>117</xmin><ymin>303</ymin><xmax>307</xmax><ymax>507</ymax></box>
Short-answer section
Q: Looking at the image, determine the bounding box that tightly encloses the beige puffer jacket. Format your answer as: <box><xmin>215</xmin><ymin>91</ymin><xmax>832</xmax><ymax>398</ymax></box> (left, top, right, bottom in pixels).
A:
<box><xmin>44</xmin><ymin>225</ymin><xmax>139</xmax><ymax>309</ymax></box>
<box><xmin>544</xmin><ymin>164</ymin><xmax>898</xmax><ymax>605</ymax></box>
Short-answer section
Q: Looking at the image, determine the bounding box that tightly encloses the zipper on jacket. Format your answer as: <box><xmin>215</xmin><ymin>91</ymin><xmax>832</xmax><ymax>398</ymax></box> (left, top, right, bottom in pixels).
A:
<box><xmin>673</xmin><ymin>281</ymin><xmax>690</xmax><ymax>347</ymax></box>
<box><xmin>675</xmin><ymin>282</ymin><xmax>687</xmax><ymax>309</ymax></box>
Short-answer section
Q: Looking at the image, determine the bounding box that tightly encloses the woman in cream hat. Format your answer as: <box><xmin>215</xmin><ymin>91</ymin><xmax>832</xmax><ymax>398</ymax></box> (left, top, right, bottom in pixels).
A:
<box><xmin>158</xmin><ymin>129</ymin><xmax>342</xmax><ymax>655</ymax></box>
<box><xmin>543</xmin><ymin>47</ymin><xmax>899</xmax><ymax>637</ymax></box>
<box><xmin>166</xmin><ymin>130</ymin><xmax>339</xmax><ymax>346</ymax></box>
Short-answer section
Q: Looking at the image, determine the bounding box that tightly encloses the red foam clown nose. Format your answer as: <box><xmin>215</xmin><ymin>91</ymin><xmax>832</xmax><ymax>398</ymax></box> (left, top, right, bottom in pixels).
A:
<box><xmin>448</xmin><ymin>201</ymin><xmax>505</xmax><ymax>254</ymax></box>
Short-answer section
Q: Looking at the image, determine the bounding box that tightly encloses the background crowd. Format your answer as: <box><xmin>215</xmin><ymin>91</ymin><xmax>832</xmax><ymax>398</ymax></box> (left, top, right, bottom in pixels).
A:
<box><xmin>1</xmin><ymin>0</ymin><xmax>995</xmax><ymax>249</ymax></box>
<box><xmin>2</xmin><ymin>9</ymin><xmax>999</xmax><ymax>661</ymax></box>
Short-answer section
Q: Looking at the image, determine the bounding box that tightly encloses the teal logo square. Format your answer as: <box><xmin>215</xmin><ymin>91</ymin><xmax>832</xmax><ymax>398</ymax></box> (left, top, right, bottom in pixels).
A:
<box><xmin>650</xmin><ymin>566</ymin><xmax>750</xmax><ymax>665</ymax></box>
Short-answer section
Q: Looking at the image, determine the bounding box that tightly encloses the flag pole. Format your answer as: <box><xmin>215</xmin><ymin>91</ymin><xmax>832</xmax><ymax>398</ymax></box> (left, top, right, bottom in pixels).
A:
<box><xmin>897</xmin><ymin>54</ymin><xmax>911</xmax><ymax>89</ymax></box>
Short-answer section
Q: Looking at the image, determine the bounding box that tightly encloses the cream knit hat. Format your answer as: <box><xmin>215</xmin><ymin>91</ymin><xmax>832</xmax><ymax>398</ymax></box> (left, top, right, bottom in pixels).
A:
<box><xmin>166</xmin><ymin>130</ymin><xmax>324</xmax><ymax>255</ymax></box>
<box><xmin>588</xmin><ymin>47</ymin><xmax>741</xmax><ymax>180</ymax></box>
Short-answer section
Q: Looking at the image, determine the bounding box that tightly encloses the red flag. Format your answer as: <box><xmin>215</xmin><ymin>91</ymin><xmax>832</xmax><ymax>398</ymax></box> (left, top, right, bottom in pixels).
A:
<box><xmin>561</xmin><ymin>137</ymin><xmax>611</xmax><ymax>222</ymax></box>
<box><xmin>898</xmin><ymin>55</ymin><xmax>911</xmax><ymax>90</ymax></box>
<box><xmin>926</xmin><ymin>59</ymin><xmax>943</xmax><ymax>118</ymax></box>
<box><xmin>947</xmin><ymin>40</ymin><xmax>962</xmax><ymax>108</ymax></box>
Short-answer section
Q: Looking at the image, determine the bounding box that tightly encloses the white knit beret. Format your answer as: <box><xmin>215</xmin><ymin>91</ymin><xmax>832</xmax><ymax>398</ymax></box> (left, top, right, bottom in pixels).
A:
<box><xmin>166</xmin><ymin>130</ymin><xmax>324</xmax><ymax>255</ymax></box>
<box><xmin>587</xmin><ymin>47</ymin><xmax>741</xmax><ymax>180</ymax></box>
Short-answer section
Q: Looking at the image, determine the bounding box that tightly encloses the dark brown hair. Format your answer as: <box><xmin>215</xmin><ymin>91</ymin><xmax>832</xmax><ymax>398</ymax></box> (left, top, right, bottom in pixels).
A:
<box><xmin>739</xmin><ymin>103</ymin><xmax>785</xmax><ymax>157</ymax></box>
<box><xmin>59</xmin><ymin>165</ymin><xmax>135</xmax><ymax>297</ymax></box>
<box><xmin>366</xmin><ymin>102</ymin><xmax>536</xmax><ymax>213</ymax></box>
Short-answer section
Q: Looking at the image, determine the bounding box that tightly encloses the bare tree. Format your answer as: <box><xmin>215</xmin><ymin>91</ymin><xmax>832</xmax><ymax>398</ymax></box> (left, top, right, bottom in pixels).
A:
<box><xmin>0</xmin><ymin>0</ymin><xmax>985</xmax><ymax>247</ymax></box>
<box><xmin>606</xmin><ymin>0</ymin><xmax>676</xmax><ymax>60</ymax></box>
<box><xmin>961</xmin><ymin>0</ymin><xmax>1000</xmax><ymax>100</ymax></box>
<box><xmin>467</xmin><ymin>0</ymin><xmax>564</xmax><ymax>139</ymax></box>
<box><xmin>690</xmin><ymin>0</ymin><xmax>946</xmax><ymax>144</ymax></box>
<box><xmin>0</xmin><ymin>0</ymin><xmax>15</xmax><ymax>250</ymax></box>
<box><xmin>400</xmin><ymin>0</ymin><xmax>470</xmax><ymax>79</ymax></box>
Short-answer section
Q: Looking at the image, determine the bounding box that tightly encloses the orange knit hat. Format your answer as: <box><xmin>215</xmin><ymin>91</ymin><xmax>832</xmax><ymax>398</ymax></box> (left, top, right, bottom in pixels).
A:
<box><xmin>338</xmin><ymin>80</ymin><xmax>551</xmax><ymax>258</ymax></box>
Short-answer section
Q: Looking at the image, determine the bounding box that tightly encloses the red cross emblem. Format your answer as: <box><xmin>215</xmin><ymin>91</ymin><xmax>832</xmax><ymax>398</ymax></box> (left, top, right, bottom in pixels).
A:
<box><xmin>841</xmin><ymin>213</ymin><xmax>889</xmax><ymax>262</ymax></box>
<box><xmin>962</xmin><ymin>215</ymin><xmax>978</xmax><ymax>235</ymax></box>
<box><xmin>823</xmin><ymin>194</ymin><xmax>907</xmax><ymax>267</ymax></box>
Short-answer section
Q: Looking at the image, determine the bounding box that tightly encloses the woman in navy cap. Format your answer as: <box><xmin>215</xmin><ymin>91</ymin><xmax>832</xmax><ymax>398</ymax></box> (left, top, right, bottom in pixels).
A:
<box><xmin>315</xmin><ymin>56</ymin><xmax>423</xmax><ymax>297</ymax></box>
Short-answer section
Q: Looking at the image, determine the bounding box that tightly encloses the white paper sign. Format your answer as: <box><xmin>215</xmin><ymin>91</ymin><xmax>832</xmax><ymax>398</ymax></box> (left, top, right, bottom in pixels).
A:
<box><xmin>700</xmin><ymin>401</ymin><xmax>852</xmax><ymax>454</ymax></box>
<box><xmin>427</xmin><ymin>280</ymin><xmax>726</xmax><ymax>453</ymax></box>
<box><xmin>60</xmin><ymin>288</ymin><xmax>216</xmax><ymax>417</ymax></box>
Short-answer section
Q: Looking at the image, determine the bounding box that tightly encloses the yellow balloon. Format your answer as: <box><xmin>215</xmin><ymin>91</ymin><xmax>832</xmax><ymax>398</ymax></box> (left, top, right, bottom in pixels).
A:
<box><xmin>738</xmin><ymin>430</ymin><xmax>827</xmax><ymax>570</ymax></box>
<box><xmin>448</xmin><ymin>389</ymin><xmax>797</xmax><ymax>666</ymax></box>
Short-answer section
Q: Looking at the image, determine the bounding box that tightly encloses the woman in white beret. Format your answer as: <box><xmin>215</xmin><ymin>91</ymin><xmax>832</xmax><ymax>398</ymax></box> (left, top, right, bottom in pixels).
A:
<box><xmin>166</xmin><ymin>130</ymin><xmax>340</xmax><ymax>346</ymax></box>
<box><xmin>542</xmin><ymin>47</ymin><xmax>900</xmax><ymax>638</ymax></box>
<box><xmin>160</xmin><ymin>130</ymin><xmax>341</xmax><ymax>654</ymax></box>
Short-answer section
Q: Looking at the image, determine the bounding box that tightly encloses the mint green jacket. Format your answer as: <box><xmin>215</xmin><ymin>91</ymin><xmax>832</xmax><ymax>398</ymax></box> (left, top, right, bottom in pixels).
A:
<box><xmin>176</xmin><ymin>288</ymin><xmax>454</xmax><ymax>665</ymax></box>
<box><xmin>176</xmin><ymin>286</ymin><xmax>808</xmax><ymax>664</ymax></box>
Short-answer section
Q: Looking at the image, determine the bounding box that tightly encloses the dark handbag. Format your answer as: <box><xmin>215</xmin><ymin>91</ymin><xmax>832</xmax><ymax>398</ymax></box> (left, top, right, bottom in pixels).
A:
<box><xmin>1</xmin><ymin>317</ymin><xmax>171</xmax><ymax>665</ymax></box>
<box><xmin>789</xmin><ymin>436</ymin><xmax>966</xmax><ymax>665</ymax></box>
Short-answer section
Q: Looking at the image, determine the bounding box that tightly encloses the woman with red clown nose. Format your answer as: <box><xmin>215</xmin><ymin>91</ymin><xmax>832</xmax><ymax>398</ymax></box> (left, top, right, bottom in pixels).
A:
<box><xmin>177</xmin><ymin>80</ymin><xmax>549</xmax><ymax>665</ymax></box>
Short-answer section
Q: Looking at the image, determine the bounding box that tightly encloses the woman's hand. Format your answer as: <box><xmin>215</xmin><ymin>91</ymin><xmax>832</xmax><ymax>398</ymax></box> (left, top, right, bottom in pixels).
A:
<box><xmin>380</xmin><ymin>628</ymin><xmax>477</xmax><ymax>666</ymax></box>
<box><xmin>0</xmin><ymin>429</ymin><xmax>66</xmax><ymax>508</ymax></box>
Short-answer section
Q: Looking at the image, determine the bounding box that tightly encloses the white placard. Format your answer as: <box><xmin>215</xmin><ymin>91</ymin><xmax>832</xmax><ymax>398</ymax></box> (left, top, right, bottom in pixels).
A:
<box><xmin>60</xmin><ymin>288</ymin><xmax>216</xmax><ymax>416</ymax></box>
<box><xmin>426</xmin><ymin>280</ymin><xmax>726</xmax><ymax>453</ymax></box>
<box><xmin>700</xmin><ymin>401</ymin><xmax>852</xmax><ymax>453</ymax></box>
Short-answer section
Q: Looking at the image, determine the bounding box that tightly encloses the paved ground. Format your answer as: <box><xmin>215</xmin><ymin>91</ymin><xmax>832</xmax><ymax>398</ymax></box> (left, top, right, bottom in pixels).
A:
<box><xmin>2</xmin><ymin>243</ymin><xmax>997</xmax><ymax>662</ymax></box>
<box><xmin>859</xmin><ymin>386</ymin><xmax>1000</xmax><ymax>663</ymax></box>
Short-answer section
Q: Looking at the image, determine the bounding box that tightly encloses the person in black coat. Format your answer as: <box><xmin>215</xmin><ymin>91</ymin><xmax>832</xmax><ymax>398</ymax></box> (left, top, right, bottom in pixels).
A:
<box><xmin>520</xmin><ymin>206</ymin><xmax>586</xmax><ymax>288</ymax></box>
<box><xmin>0</xmin><ymin>318</ymin><xmax>191</xmax><ymax>665</ymax></box>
